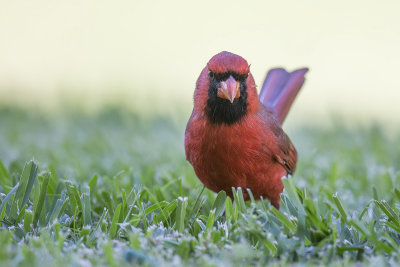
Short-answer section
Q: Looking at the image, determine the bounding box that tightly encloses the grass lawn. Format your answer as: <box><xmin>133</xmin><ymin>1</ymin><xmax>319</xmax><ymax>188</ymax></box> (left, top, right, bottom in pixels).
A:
<box><xmin>0</xmin><ymin>106</ymin><xmax>399</xmax><ymax>266</ymax></box>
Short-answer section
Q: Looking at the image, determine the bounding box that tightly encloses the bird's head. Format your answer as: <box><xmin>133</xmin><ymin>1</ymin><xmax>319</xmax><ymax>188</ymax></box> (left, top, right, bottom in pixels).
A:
<box><xmin>194</xmin><ymin>51</ymin><xmax>259</xmax><ymax>125</ymax></box>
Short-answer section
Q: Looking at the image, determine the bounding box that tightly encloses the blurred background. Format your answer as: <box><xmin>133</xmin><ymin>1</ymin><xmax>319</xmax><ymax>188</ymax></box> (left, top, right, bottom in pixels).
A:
<box><xmin>0</xmin><ymin>0</ymin><xmax>399</xmax><ymax>126</ymax></box>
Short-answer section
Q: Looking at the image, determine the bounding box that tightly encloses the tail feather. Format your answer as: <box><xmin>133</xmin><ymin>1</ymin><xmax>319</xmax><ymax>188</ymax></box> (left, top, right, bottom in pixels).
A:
<box><xmin>259</xmin><ymin>67</ymin><xmax>308</xmax><ymax>124</ymax></box>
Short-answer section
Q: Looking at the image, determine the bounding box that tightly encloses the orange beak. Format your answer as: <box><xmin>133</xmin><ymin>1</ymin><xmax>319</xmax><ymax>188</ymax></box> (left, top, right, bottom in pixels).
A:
<box><xmin>217</xmin><ymin>76</ymin><xmax>240</xmax><ymax>103</ymax></box>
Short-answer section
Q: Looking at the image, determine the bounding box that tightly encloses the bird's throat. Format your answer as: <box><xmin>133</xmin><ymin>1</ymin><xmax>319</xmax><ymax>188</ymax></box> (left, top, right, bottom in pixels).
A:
<box><xmin>206</xmin><ymin>79</ymin><xmax>248</xmax><ymax>125</ymax></box>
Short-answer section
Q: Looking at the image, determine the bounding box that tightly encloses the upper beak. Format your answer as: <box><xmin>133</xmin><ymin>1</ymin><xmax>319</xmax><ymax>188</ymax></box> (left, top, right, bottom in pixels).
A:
<box><xmin>217</xmin><ymin>76</ymin><xmax>240</xmax><ymax>103</ymax></box>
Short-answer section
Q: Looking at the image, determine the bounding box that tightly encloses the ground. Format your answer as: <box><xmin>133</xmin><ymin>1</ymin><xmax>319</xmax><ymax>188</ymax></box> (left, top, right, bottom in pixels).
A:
<box><xmin>0</xmin><ymin>106</ymin><xmax>399</xmax><ymax>266</ymax></box>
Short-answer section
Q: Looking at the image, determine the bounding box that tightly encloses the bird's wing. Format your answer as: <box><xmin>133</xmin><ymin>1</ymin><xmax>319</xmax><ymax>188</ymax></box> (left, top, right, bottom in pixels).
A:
<box><xmin>260</xmin><ymin>106</ymin><xmax>297</xmax><ymax>174</ymax></box>
<box><xmin>273</xmin><ymin>125</ymin><xmax>297</xmax><ymax>174</ymax></box>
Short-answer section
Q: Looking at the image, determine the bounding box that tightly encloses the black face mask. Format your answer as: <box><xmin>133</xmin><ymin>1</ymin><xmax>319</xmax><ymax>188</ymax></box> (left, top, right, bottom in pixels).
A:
<box><xmin>206</xmin><ymin>71</ymin><xmax>248</xmax><ymax>125</ymax></box>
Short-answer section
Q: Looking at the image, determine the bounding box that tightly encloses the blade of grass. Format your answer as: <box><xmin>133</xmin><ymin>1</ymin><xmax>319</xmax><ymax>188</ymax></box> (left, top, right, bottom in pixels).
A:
<box><xmin>154</xmin><ymin>200</ymin><xmax>177</xmax><ymax>225</ymax></box>
<box><xmin>121</xmin><ymin>189</ymin><xmax>127</xmax><ymax>219</ymax></box>
<box><xmin>374</xmin><ymin>200</ymin><xmax>400</xmax><ymax>226</ymax></box>
<box><xmin>225</xmin><ymin>197</ymin><xmax>233</xmax><ymax>222</ymax></box>
<box><xmin>332</xmin><ymin>193</ymin><xmax>348</xmax><ymax>223</ymax></box>
<box><xmin>90</xmin><ymin>208</ymin><xmax>109</xmax><ymax>243</ymax></box>
<box><xmin>232</xmin><ymin>187</ymin><xmax>246</xmax><ymax>214</ymax></box>
<box><xmin>82</xmin><ymin>187</ymin><xmax>92</xmax><ymax>226</ymax></box>
<box><xmin>110</xmin><ymin>203</ymin><xmax>122</xmax><ymax>238</ymax></box>
<box><xmin>205</xmin><ymin>209</ymin><xmax>216</xmax><ymax>234</ymax></box>
<box><xmin>16</xmin><ymin>204</ymin><xmax>27</xmax><ymax>223</ymax></box>
<box><xmin>23</xmin><ymin>210</ymin><xmax>33</xmax><ymax>233</ymax></box>
<box><xmin>21</xmin><ymin>162</ymin><xmax>38</xmax><ymax>210</ymax></box>
<box><xmin>9</xmin><ymin>161</ymin><xmax>38</xmax><ymax>222</ymax></box>
<box><xmin>145</xmin><ymin>201</ymin><xmax>169</xmax><ymax>216</ymax></box>
<box><xmin>394</xmin><ymin>188</ymin><xmax>400</xmax><ymax>202</ymax></box>
<box><xmin>282</xmin><ymin>177</ymin><xmax>307</xmax><ymax>239</ymax></box>
<box><xmin>88</xmin><ymin>174</ymin><xmax>98</xmax><ymax>193</ymax></box>
<box><xmin>33</xmin><ymin>172</ymin><xmax>50</xmax><ymax>227</ymax></box>
<box><xmin>211</xmin><ymin>191</ymin><xmax>226</xmax><ymax>219</ymax></box>
<box><xmin>176</xmin><ymin>197</ymin><xmax>188</xmax><ymax>233</ymax></box>
<box><xmin>271</xmin><ymin>207</ymin><xmax>296</xmax><ymax>234</ymax></box>
<box><xmin>47</xmin><ymin>196</ymin><xmax>67</xmax><ymax>225</ymax></box>
<box><xmin>190</xmin><ymin>186</ymin><xmax>205</xmax><ymax>219</ymax></box>
<box><xmin>0</xmin><ymin>183</ymin><xmax>19</xmax><ymax>224</ymax></box>
<box><xmin>66</xmin><ymin>182</ymin><xmax>83</xmax><ymax>215</ymax></box>
<box><xmin>0</xmin><ymin>160</ymin><xmax>11</xmax><ymax>191</ymax></box>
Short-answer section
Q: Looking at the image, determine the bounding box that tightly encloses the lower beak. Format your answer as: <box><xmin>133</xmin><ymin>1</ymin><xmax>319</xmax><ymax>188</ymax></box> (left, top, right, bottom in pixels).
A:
<box><xmin>217</xmin><ymin>76</ymin><xmax>240</xmax><ymax>103</ymax></box>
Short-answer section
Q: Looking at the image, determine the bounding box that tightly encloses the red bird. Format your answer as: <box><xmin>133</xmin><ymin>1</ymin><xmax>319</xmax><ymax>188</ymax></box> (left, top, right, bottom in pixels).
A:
<box><xmin>184</xmin><ymin>51</ymin><xmax>308</xmax><ymax>209</ymax></box>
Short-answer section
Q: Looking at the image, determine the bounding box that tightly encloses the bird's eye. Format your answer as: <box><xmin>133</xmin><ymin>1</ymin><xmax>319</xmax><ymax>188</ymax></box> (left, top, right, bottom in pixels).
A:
<box><xmin>215</xmin><ymin>73</ymin><xmax>229</xmax><ymax>81</ymax></box>
<box><xmin>234</xmin><ymin>73</ymin><xmax>248</xmax><ymax>82</ymax></box>
<box><xmin>208</xmin><ymin>71</ymin><xmax>215</xmax><ymax>79</ymax></box>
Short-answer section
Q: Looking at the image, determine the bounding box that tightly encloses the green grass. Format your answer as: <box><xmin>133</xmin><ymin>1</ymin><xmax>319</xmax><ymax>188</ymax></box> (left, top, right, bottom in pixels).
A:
<box><xmin>0</xmin><ymin>106</ymin><xmax>400</xmax><ymax>266</ymax></box>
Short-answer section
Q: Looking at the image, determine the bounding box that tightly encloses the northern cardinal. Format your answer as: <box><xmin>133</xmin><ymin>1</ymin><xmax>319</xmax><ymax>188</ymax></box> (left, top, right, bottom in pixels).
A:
<box><xmin>184</xmin><ymin>51</ymin><xmax>308</xmax><ymax>209</ymax></box>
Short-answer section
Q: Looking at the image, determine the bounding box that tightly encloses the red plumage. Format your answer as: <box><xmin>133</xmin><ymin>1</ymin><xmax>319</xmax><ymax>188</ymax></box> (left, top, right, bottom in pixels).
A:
<box><xmin>185</xmin><ymin>51</ymin><xmax>308</xmax><ymax>209</ymax></box>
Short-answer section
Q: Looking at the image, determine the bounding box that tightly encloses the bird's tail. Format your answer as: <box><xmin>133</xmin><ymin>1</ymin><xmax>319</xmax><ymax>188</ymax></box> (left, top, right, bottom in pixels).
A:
<box><xmin>259</xmin><ymin>68</ymin><xmax>308</xmax><ymax>125</ymax></box>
